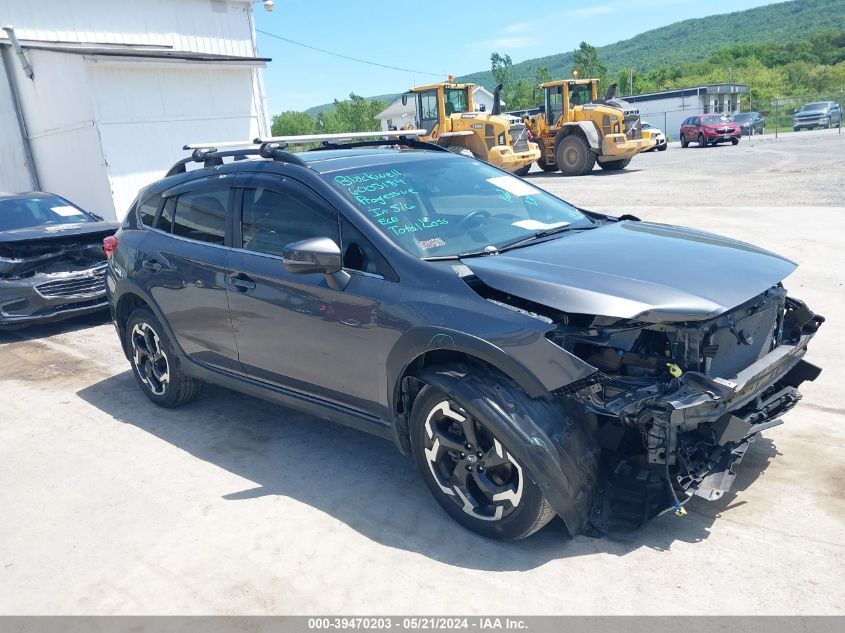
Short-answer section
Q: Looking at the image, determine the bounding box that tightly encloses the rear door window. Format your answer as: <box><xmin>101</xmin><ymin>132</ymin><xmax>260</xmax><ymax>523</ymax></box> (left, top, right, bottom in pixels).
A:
<box><xmin>171</xmin><ymin>188</ymin><xmax>229</xmax><ymax>245</ymax></box>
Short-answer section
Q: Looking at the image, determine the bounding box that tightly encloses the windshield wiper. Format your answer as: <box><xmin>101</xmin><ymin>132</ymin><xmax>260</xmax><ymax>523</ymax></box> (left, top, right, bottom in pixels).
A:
<box><xmin>495</xmin><ymin>223</ymin><xmax>600</xmax><ymax>253</ymax></box>
<box><xmin>423</xmin><ymin>223</ymin><xmax>598</xmax><ymax>261</ymax></box>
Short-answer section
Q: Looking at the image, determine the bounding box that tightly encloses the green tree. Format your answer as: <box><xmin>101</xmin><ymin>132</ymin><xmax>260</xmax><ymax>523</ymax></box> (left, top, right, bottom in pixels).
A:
<box><xmin>316</xmin><ymin>93</ymin><xmax>387</xmax><ymax>133</ymax></box>
<box><xmin>573</xmin><ymin>41</ymin><xmax>608</xmax><ymax>85</ymax></box>
<box><xmin>534</xmin><ymin>66</ymin><xmax>552</xmax><ymax>85</ymax></box>
<box><xmin>490</xmin><ymin>52</ymin><xmax>513</xmax><ymax>90</ymax></box>
<box><xmin>271</xmin><ymin>111</ymin><xmax>317</xmax><ymax>136</ymax></box>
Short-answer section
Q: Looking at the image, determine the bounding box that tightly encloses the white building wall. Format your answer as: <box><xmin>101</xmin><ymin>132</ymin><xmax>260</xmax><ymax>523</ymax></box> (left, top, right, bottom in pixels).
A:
<box><xmin>89</xmin><ymin>59</ymin><xmax>263</xmax><ymax>217</ymax></box>
<box><xmin>0</xmin><ymin>0</ymin><xmax>269</xmax><ymax>219</ymax></box>
<box><xmin>0</xmin><ymin>52</ymin><xmax>32</xmax><ymax>192</ymax></box>
<box><xmin>5</xmin><ymin>49</ymin><xmax>114</xmax><ymax>214</ymax></box>
<box><xmin>0</xmin><ymin>0</ymin><xmax>256</xmax><ymax>56</ymax></box>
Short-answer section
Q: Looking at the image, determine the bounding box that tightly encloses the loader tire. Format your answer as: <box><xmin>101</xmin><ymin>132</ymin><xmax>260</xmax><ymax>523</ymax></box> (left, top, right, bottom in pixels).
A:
<box><xmin>513</xmin><ymin>165</ymin><xmax>531</xmax><ymax>177</ymax></box>
<box><xmin>555</xmin><ymin>135</ymin><xmax>597</xmax><ymax>176</ymax></box>
<box><xmin>598</xmin><ymin>158</ymin><xmax>631</xmax><ymax>171</ymax></box>
<box><xmin>536</xmin><ymin>157</ymin><xmax>558</xmax><ymax>172</ymax></box>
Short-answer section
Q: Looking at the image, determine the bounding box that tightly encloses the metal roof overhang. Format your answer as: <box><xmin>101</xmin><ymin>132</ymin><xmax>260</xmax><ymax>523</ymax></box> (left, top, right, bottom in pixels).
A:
<box><xmin>0</xmin><ymin>42</ymin><xmax>269</xmax><ymax>67</ymax></box>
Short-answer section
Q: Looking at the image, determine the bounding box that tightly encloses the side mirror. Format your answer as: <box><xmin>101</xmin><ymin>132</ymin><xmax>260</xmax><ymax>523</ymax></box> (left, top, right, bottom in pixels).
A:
<box><xmin>401</xmin><ymin>93</ymin><xmax>408</xmax><ymax>106</ymax></box>
<box><xmin>283</xmin><ymin>237</ymin><xmax>350</xmax><ymax>290</ymax></box>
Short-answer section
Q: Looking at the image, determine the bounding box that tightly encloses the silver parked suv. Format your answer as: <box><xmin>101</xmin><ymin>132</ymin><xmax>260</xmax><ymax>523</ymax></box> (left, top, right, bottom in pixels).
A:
<box><xmin>793</xmin><ymin>101</ymin><xmax>842</xmax><ymax>131</ymax></box>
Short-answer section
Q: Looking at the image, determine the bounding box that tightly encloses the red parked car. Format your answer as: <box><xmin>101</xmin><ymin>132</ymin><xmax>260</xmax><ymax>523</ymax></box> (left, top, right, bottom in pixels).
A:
<box><xmin>679</xmin><ymin>114</ymin><xmax>741</xmax><ymax>148</ymax></box>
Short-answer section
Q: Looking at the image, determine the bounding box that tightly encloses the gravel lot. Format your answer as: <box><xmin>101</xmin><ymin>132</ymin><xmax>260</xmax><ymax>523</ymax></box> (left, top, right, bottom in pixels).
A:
<box><xmin>1</xmin><ymin>128</ymin><xmax>844</xmax><ymax>615</ymax></box>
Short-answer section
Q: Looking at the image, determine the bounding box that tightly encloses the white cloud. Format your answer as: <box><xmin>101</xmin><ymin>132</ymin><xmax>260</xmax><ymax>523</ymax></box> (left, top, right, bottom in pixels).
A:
<box><xmin>571</xmin><ymin>6</ymin><xmax>616</xmax><ymax>17</ymax></box>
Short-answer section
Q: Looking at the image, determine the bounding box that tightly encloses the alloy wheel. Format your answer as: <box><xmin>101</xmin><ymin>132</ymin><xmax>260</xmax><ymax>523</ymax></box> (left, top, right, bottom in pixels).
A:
<box><xmin>422</xmin><ymin>400</ymin><xmax>524</xmax><ymax>522</ymax></box>
<box><xmin>131</xmin><ymin>322</ymin><xmax>170</xmax><ymax>396</ymax></box>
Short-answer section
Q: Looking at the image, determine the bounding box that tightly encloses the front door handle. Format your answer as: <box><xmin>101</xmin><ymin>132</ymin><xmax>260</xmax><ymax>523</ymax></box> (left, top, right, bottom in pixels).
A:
<box><xmin>228</xmin><ymin>273</ymin><xmax>256</xmax><ymax>291</ymax></box>
<box><xmin>142</xmin><ymin>259</ymin><xmax>162</xmax><ymax>273</ymax></box>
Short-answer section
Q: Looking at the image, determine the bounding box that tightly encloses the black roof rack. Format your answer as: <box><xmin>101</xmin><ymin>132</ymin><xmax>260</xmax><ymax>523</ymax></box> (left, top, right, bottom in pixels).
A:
<box><xmin>308</xmin><ymin>135</ymin><xmax>449</xmax><ymax>153</ymax></box>
<box><xmin>164</xmin><ymin>142</ymin><xmax>307</xmax><ymax>177</ymax></box>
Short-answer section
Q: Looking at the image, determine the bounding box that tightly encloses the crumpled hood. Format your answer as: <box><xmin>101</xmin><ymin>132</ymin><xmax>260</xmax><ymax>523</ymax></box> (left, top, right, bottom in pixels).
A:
<box><xmin>462</xmin><ymin>221</ymin><xmax>797</xmax><ymax>323</ymax></box>
<box><xmin>0</xmin><ymin>221</ymin><xmax>119</xmax><ymax>244</ymax></box>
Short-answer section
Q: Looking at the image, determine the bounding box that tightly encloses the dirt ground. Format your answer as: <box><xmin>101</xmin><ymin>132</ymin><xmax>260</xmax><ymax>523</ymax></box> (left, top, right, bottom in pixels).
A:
<box><xmin>1</xmin><ymin>128</ymin><xmax>843</xmax><ymax>615</ymax></box>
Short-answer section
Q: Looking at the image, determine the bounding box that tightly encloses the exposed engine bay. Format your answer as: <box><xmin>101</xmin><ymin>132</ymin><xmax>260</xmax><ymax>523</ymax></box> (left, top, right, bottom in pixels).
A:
<box><xmin>474</xmin><ymin>278</ymin><xmax>823</xmax><ymax>532</ymax></box>
<box><xmin>0</xmin><ymin>226</ymin><xmax>117</xmax><ymax>326</ymax></box>
<box><xmin>0</xmin><ymin>235</ymin><xmax>111</xmax><ymax>279</ymax></box>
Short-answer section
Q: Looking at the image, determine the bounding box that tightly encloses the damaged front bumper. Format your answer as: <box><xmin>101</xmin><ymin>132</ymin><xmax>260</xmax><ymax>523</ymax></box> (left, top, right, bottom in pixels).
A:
<box><xmin>589</xmin><ymin>330</ymin><xmax>822</xmax><ymax>532</ymax></box>
<box><xmin>0</xmin><ymin>263</ymin><xmax>109</xmax><ymax>327</ymax></box>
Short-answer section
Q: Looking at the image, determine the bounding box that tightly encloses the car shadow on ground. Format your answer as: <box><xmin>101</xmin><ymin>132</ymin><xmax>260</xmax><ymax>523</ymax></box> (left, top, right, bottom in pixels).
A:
<box><xmin>77</xmin><ymin>370</ymin><xmax>778</xmax><ymax>571</ymax></box>
<box><xmin>0</xmin><ymin>310</ymin><xmax>111</xmax><ymax>344</ymax></box>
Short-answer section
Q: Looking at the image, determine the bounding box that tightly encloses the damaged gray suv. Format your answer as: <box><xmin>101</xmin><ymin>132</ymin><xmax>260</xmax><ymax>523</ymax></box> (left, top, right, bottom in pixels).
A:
<box><xmin>107</xmin><ymin>137</ymin><xmax>823</xmax><ymax>539</ymax></box>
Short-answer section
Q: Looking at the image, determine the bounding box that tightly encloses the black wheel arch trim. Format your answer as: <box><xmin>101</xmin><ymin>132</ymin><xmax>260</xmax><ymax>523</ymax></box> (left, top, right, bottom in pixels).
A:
<box><xmin>111</xmin><ymin>280</ymin><xmax>181</xmax><ymax>362</ymax></box>
<box><xmin>412</xmin><ymin>364</ymin><xmax>599</xmax><ymax>535</ymax></box>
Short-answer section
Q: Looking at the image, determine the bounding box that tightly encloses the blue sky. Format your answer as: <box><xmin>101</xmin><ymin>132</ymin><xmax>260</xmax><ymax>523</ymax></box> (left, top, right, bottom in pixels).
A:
<box><xmin>255</xmin><ymin>0</ymin><xmax>778</xmax><ymax>113</ymax></box>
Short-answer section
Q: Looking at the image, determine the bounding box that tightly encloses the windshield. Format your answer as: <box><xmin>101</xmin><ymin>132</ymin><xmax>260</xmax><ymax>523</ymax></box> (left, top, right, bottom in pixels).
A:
<box><xmin>732</xmin><ymin>113</ymin><xmax>751</xmax><ymax>121</ymax></box>
<box><xmin>569</xmin><ymin>83</ymin><xmax>593</xmax><ymax>106</ymax></box>
<box><xmin>701</xmin><ymin>115</ymin><xmax>729</xmax><ymax>125</ymax></box>
<box><xmin>0</xmin><ymin>195</ymin><xmax>95</xmax><ymax>231</ymax></box>
<box><xmin>801</xmin><ymin>102</ymin><xmax>828</xmax><ymax>111</ymax></box>
<box><xmin>444</xmin><ymin>88</ymin><xmax>470</xmax><ymax>115</ymax></box>
<box><xmin>327</xmin><ymin>156</ymin><xmax>593</xmax><ymax>258</ymax></box>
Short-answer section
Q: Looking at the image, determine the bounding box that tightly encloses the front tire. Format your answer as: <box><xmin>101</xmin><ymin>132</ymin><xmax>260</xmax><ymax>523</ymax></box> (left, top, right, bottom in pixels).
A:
<box><xmin>657</xmin><ymin>143</ymin><xmax>668</xmax><ymax>151</ymax></box>
<box><xmin>125</xmin><ymin>307</ymin><xmax>203</xmax><ymax>407</ymax></box>
<box><xmin>598</xmin><ymin>158</ymin><xmax>631</xmax><ymax>171</ymax></box>
<box><xmin>410</xmin><ymin>384</ymin><xmax>555</xmax><ymax>540</ymax></box>
<box><xmin>698</xmin><ymin>133</ymin><xmax>707</xmax><ymax>147</ymax></box>
<box><xmin>555</xmin><ymin>134</ymin><xmax>597</xmax><ymax>176</ymax></box>
<box><xmin>513</xmin><ymin>164</ymin><xmax>531</xmax><ymax>177</ymax></box>
<box><xmin>731</xmin><ymin>137</ymin><xmax>740</xmax><ymax>145</ymax></box>
<box><xmin>536</xmin><ymin>156</ymin><xmax>558</xmax><ymax>172</ymax></box>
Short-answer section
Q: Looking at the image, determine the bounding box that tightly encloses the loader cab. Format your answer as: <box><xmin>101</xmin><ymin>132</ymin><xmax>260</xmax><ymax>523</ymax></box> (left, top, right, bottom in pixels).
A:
<box><xmin>405</xmin><ymin>83</ymin><xmax>474</xmax><ymax>138</ymax></box>
<box><xmin>541</xmin><ymin>79</ymin><xmax>599</xmax><ymax>125</ymax></box>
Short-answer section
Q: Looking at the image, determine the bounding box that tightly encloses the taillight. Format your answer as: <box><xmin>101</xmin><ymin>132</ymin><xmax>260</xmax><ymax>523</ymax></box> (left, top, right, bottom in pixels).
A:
<box><xmin>103</xmin><ymin>235</ymin><xmax>118</xmax><ymax>259</ymax></box>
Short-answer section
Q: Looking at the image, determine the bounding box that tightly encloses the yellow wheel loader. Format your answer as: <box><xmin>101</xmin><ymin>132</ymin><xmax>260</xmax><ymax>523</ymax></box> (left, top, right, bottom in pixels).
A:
<box><xmin>401</xmin><ymin>81</ymin><xmax>540</xmax><ymax>176</ymax></box>
<box><xmin>524</xmin><ymin>79</ymin><xmax>656</xmax><ymax>176</ymax></box>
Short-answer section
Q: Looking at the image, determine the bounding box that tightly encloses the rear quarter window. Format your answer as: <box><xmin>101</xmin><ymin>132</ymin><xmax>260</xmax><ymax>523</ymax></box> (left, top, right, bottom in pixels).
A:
<box><xmin>138</xmin><ymin>195</ymin><xmax>162</xmax><ymax>227</ymax></box>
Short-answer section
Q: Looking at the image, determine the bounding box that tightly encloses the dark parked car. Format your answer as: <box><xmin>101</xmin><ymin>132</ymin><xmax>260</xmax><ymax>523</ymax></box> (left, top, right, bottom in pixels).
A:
<box><xmin>679</xmin><ymin>114</ymin><xmax>742</xmax><ymax>147</ymax></box>
<box><xmin>731</xmin><ymin>111</ymin><xmax>765</xmax><ymax>135</ymax></box>
<box><xmin>0</xmin><ymin>192</ymin><xmax>118</xmax><ymax>328</ymax></box>
<box><xmin>107</xmin><ymin>137</ymin><xmax>823</xmax><ymax>540</ymax></box>
<box><xmin>793</xmin><ymin>101</ymin><xmax>842</xmax><ymax>131</ymax></box>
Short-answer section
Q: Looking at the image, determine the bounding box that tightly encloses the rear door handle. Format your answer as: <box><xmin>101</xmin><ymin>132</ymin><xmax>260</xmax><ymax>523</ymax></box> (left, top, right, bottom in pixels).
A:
<box><xmin>228</xmin><ymin>273</ymin><xmax>256</xmax><ymax>291</ymax></box>
<box><xmin>142</xmin><ymin>259</ymin><xmax>162</xmax><ymax>272</ymax></box>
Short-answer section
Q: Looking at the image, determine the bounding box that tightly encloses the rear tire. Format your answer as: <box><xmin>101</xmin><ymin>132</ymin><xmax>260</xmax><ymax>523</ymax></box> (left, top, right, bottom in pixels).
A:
<box><xmin>731</xmin><ymin>137</ymin><xmax>740</xmax><ymax>145</ymax></box>
<box><xmin>513</xmin><ymin>164</ymin><xmax>531</xmax><ymax>177</ymax></box>
<box><xmin>555</xmin><ymin>134</ymin><xmax>597</xmax><ymax>176</ymax></box>
<box><xmin>680</xmin><ymin>134</ymin><xmax>689</xmax><ymax>148</ymax></box>
<box><xmin>125</xmin><ymin>307</ymin><xmax>203</xmax><ymax>408</ymax></box>
<box><xmin>598</xmin><ymin>158</ymin><xmax>631</xmax><ymax>171</ymax></box>
<box><xmin>410</xmin><ymin>384</ymin><xmax>555</xmax><ymax>540</ymax></box>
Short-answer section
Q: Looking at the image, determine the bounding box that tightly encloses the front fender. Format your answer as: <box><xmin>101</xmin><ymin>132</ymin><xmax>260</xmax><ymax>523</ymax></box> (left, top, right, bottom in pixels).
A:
<box><xmin>415</xmin><ymin>364</ymin><xmax>599</xmax><ymax>535</ymax></box>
